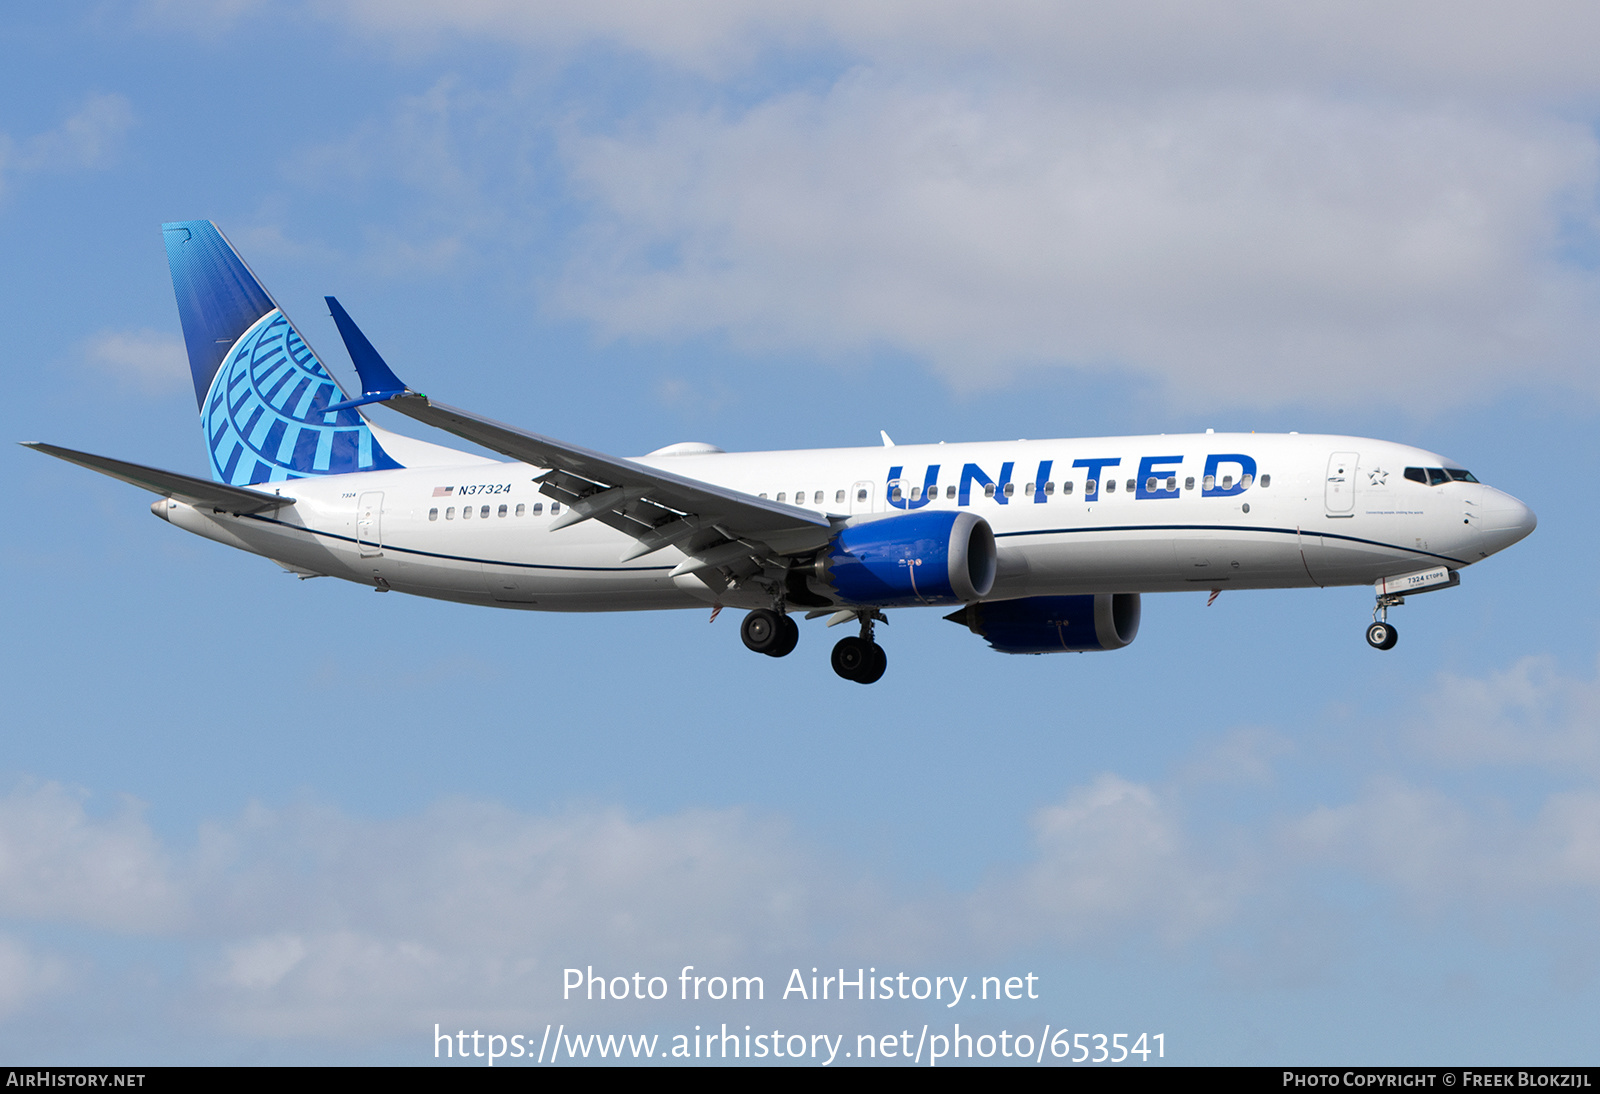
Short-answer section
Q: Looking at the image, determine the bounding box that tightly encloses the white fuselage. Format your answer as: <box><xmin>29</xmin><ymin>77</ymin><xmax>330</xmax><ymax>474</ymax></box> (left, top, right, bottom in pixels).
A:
<box><xmin>156</xmin><ymin>432</ymin><xmax>1535</xmax><ymax>612</ymax></box>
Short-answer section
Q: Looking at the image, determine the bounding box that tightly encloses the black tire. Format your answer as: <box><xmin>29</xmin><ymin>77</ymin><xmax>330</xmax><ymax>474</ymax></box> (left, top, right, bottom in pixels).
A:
<box><xmin>766</xmin><ymin>615</ymin><xmax>800</xmax><ymax>658</ymax></box>
<box><xmin>742</xmin><ymin>609</ymin><xmax>782</xmax><ymax>654</ymax></box>
<box><xmin>831</xmin><ymin>636</ymin><xmax>870</xmax><ymax>680</ymax></box>
<box><xmin>1366</xmin><ymin>621</ymin><xmax>1398</xmax><ymax>650</ymax></box>
<box><xmin>855</xmin><ymin>642</ymin><xmax>887</xmax><ymax>684</ymax></box>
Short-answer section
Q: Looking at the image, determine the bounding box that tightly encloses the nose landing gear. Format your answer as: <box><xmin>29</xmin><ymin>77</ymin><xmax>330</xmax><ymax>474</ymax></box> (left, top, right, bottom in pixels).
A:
<box><xmin>1367</xmin><ymin>594</ymin><xmax>1402</xmax><ymax>650</ymax></box>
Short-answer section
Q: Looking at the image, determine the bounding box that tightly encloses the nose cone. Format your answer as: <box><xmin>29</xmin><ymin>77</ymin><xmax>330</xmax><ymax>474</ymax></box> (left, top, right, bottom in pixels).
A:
<box><xmin>1479</xmin><ymin>492</ymin><xmax>1536</xmax><ymax>557</ymax></box>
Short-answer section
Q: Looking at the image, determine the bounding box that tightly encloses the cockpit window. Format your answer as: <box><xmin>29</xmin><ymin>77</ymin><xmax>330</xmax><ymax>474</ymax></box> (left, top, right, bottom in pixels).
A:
<box><xmin>1406</xmin><ymin>466</ymin><xmax>1481</xmax><ymax>486</ymax></box>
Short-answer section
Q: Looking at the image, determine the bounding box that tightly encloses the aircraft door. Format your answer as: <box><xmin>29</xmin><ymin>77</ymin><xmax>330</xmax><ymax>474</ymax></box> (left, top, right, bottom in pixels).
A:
<box><xmin>1324</xmin><ymin>453</ymin><xmax>1358</xmax><ymax>517</ymax></box>
<box><xmin>850</xmin><ymin>480</ymin><xmax>878</xmax><ymax>515</ymax></box>
<box><xmin>357</xmin><ymin>491</ymin><xmax>384</xmax><ymax>556</ymax></box>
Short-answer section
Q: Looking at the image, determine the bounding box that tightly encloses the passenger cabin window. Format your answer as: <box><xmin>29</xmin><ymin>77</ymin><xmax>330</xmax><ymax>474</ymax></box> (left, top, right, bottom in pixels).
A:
<box><xmin>1185</xmin><ymin>476</ymin><xmax>1195</xmax><ymax>490</ymax></box>
<box><xmin>891</xmin><ymin>487</ymin><xmax>903</xmax><ymax>501</ymax></box>
<box><xmin>1003</xmin><ymin>483</ymin><xmax>1015</xmax><ymax>497</ymax></box>
<box><xmin>759</xmin><ymin>492</ymin><xmax>768</xmax><ymax>499</ymax></box>
<box><xmin>429</xmin><ymin>508</ymin><xmax>439</xmax><ymax>521</ymax></box>
<box><xmin>946</xmin><ymin>485</ymin><xmax>956</xmax><ymax>499</ymax></box>
<box><xmin>532</xmin><ymin>502</ymin><xmax>544</xmax><ymax>514</ymax></box>
<box><xmin>984</xmin><ymin>484</ymin><xmax>996</xmax><ymax>498</ymax></box>
<box><xmin>814</xmin><ymin>491</ymin><xmax>824</xmax><ymax>503</ymax></box>
<box><xmin>498</xmin><ymin>504</ymin><xmax>508</xmax><ymax>517</ymax></box>
<box><xmin>857</xmin><ymin>488</ymin><xmax>868</xmax><ymax>501</ymax></box>
<box><xmin>1166</xmin><ymin>476</ymin><xmax>1177</xmax><ymax>491</ymax></box>
<box><xmin>1240</xmin><ymin>474</ymin><xmax>1253</xmax><ymax>489</ymax></box>
<box><xmin>1145</xmin><ymin>477</ymin><xmax>1157</xmax><ymax>492</ymax></box>
<box><xmin>910</xmin><ymin>486</ymin><xmax>921</xmax><ymax>501</ymax></box>
<box><xmin>777</xmin><ymin>492</ymin><xmax>786</xmax><ymax>502</ymax></box>
<box><xmin>1106</xmin><ymin>480</ymin><xmax>1116</xmax><ymax>493</ymax></box>
<box><xmin>1260</xmin><ymin>474</ymin><xmax>1271</xmax><ymax>488</ymax></box>
<box><xmin>1063</xmin><ymin>481</ymin><xmax>1073</xmax><ymax>495</ymax></box>
<box><xmin>1125</xmin><ymin>479</ymin><xmax>1135</xmax><ymax>492</ymax></box>
<box><xmin>550</xmin><ymin>502</ymin><xmax>560</xmax><ymax>514</ymax></box>
<box><xmin>1044</xmin><ymin>481</ymin><xmax>1055</xmax><ymax>495</ymax></box>
<box><xmin>1084</xmin><ymin>480</ymin><xmax>1096</xmax><ymax>495</ymax></box>
<box><xmin>481</xmin><ymin>505</ymin><xmax>490</xmax><ymax>518</ymax></box>
<box><xmin>516</xmin><ymin>503</ymin><xmax>525</xmax><ymax>516</ymax></box>
<box><xmin>1221</xmin><ymin>475</ymin><xmax>1233</xmax><ymax>490</ymax></box>
<box><xmin>1203</xmin><ymin>474</ymin><xmax>1215</xmax><ymax>491</ymax></box>
<box><xmin>446</xmin><ymin>507</ymin><xmax>455</xmax><ymax>519</ymax></box>
<box><xmin>463</xmin><ymin>505</ymin><xmax>472</xmax><ymax>519</ymax></box>
<box><xmin>835</xmin><ymin>490</ymin><xmax>845</xmax><ymax>503</ymax></box>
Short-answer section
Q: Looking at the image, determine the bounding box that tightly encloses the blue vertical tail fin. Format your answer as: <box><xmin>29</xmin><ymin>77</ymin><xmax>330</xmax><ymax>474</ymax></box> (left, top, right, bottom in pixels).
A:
<box><xmin>161</xmin><ymin>220</ymin><xmax>400</xmax><ymax>485</ymax></box>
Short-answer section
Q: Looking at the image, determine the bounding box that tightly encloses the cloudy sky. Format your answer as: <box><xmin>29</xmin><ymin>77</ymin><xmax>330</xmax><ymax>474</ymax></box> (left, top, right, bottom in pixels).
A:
<box><xmin>2</xmin><ymin>1</ymin><xmax>1598</xmax><ymax>1064</ymax></box>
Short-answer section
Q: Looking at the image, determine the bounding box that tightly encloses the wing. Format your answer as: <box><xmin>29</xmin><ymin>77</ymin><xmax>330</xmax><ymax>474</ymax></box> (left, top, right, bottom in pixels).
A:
<box><xmin>324</xmin><ymin>298</ymin><xmax>834</xmax><ymax>590</ymax></box>
<box><xmin>23</xmin><ymin>442</ymin><xmax>296</xmax><ymax>513</ymax></box>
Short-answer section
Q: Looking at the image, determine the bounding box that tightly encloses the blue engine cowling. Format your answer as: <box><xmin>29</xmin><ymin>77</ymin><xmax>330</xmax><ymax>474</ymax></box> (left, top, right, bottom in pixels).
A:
<box><xmin>820</xmin><ymin>510</ymin><xmax>997</xmax><ymax>607</ymax></box>
<box><xmin>945</xmin><ymin>594</ymin><xmax>1141</xmax><ymax>654</ymax></box>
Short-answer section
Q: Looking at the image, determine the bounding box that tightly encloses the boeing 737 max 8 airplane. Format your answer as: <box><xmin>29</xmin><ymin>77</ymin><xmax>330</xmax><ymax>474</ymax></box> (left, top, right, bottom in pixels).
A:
<box><xmin>25</xmin><ymin>221</ymin><xmax>1537</xmax><ymax>683</ymax></box>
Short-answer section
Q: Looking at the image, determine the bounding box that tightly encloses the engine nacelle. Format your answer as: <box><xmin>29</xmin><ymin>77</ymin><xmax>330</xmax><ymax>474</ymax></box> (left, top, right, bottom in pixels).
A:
<box><xmin>818</xmin><ymin>511</ymin><xmax>997</xmax><ymax>607</ymax></box>
<box><xmin>945</xmin><ymin>594</ymin><xmax>1141</xmax><ymax>654</ymax></box>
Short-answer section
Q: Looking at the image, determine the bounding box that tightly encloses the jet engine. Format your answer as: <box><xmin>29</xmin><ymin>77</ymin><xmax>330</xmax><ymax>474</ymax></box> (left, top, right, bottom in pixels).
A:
<box><xmin>805</xmin><ymin>510</ymin><xmax>997</xmax><ymax>607</ymax></box>
<box><xmin>945</xmin><ymin>594</ymin><xmax>1141</xmax><ymax>654</ymax></box>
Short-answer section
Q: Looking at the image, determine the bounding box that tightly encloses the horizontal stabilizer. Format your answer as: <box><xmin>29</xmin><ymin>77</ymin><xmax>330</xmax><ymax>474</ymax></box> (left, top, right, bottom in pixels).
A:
<box><xmin>22</xmin><ymin>443</ymin><xmax>295</xmax><ymax>514</ymax></box>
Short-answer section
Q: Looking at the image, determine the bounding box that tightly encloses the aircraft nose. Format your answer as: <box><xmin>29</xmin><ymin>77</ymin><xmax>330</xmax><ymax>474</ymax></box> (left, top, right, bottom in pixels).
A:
<box><xmin>1479</xmin><ymin>492</ymin><xmax>1536</xmax><ymax>557</ymax></box>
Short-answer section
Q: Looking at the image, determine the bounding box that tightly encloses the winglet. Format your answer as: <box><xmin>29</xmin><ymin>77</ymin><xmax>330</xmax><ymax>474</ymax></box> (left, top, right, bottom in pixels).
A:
<box><xmin>325</xmin><ymin>296</ymin><xmax>408</xmax><ymax>409</ymax></box>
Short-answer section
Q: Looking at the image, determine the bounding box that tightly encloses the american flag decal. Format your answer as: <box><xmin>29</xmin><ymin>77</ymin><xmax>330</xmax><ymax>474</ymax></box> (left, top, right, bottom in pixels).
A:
<box><xmin>432</xmin><ymin>486</ymin><xmax>453</xmax><ymax>497</ymax></box>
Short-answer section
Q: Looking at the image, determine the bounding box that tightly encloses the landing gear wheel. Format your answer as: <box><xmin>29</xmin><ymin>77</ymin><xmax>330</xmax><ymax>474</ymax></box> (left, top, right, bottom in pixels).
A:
<box><xmin>1366</xmin><ymin>621</ymin><xmax>1398</xmax><ymax>650</ymax></box>
<box><xmin>832</xmin><ymin>636</ymin><xmax>868</xmax><ymax>680</ymax></box>
<box><xmin>856</xmin><ymin>642</ymin><xmax>887</xmax><ymax>684</ymax></box>
<box><xmin>767</xmin><ymin>614</ymin><xmax>800</xmax><ymax>658</ymax></box>
<box><xmin>741</xmin><ymin>609</ymin><xmax>782</xmax><ymax>654</ymax></box>
<box><xmin>831</xmin><ymin>636</ymin><xmax>887</xmax><ymax>683</ymax></box>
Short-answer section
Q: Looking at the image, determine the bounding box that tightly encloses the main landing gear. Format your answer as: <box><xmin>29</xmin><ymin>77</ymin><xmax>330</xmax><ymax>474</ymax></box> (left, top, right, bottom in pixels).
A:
<box><xmin>741</xmin><ymin>608</ymin><xmax>799</xmax><ymax>657</ymax></box>
<box><xmin>831</xmin><ymin>611</ymin><xmax>887</xmax><ymax>685</ymax></box>
<box><xmin>737</xmin><ymin>607</ymin><xmax>888</xmax><ymax>683</ymax></box>
<box><xmin>1367</xmin><ymin>593</ymin><xmax>1401</xmax><ymax>650</ymax></box>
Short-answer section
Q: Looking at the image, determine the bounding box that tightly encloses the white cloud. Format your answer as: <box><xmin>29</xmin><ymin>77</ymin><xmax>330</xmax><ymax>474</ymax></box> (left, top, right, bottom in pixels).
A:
<box><xmin>318</xmin><ymin>1</ymin><xmax>1600</xmax><ymax>98</ymax></box>
<box><xmin>1412</xmin><ymin>655</ymin><xmax>1600</xmax><ymax>775</ymax></box>
<box><xmin>0</xmin><ymin>94</ymin><xmax>134</xmax><ymax>201</ymax></box>
<box><xmin>140</xmin><ymin>4</ymin><xmax>1600</xmax><ymax>411</ymax></box>
<box><xmin>1287</xmin><ymin>776</ymin><xmax>1600</xmax><ymax>910</ymax></box>
<box><xmin>0</xmin><ymin>934</ymin><xmax>71</xmax><ymax>1021</ymax></box>
<box><xmin>7</xmin><ymin>642</ymin><xmax>1600</xmax><ymax>1042</ymax></box>
<box><xmin>552</xmin><ymin>80</ymin><xmax>1600</xmax><ymax>407</ymax></box>
<box><xmin>84</xmin><ymin>329</ymin><xmax>190</xmax><ymax>393</ymax></box>
<box><xmin>975</xmin><ymin>775</ymin><xmax>1243</xmax><ymax>945</ymax></box>
<box><xmin>0</xmin><ymin>783</ymin><xmax>182</xmax><ymax>933</ymax></box>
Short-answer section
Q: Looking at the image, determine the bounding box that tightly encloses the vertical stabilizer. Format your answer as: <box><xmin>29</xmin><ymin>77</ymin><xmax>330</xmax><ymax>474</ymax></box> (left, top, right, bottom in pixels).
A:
<box><xmin>160</xmin><ymin>221</ymin><xmax>400</xmax><ymax>485</ymax></box>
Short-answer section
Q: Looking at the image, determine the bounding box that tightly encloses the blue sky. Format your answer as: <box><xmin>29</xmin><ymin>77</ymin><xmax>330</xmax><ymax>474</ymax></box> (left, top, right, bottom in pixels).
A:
<box><xmin>3</xmin><ymin>1</ymin><xmax>1600</xmax><ymax>1065</ymax></box>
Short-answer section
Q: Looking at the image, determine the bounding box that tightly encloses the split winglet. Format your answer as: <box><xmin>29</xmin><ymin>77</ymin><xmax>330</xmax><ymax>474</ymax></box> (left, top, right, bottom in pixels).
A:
<box><xmin>324</xmin><ymin>296</ymin><xmax>411</xmax><ymax>411</ymax></box>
